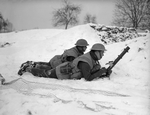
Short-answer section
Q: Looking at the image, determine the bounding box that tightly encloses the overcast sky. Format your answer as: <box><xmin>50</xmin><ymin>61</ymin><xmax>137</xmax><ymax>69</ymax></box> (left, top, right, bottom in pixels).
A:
<box><xmin>0</xmin><ymin>0</ymin><xmax>116</xmax><ymax>30</ymax></box>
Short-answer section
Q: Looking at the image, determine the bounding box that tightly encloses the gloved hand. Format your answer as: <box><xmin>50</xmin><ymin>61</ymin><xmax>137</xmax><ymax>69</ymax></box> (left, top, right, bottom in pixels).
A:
<box><xmin>106</xmin><ymin>69</ymin><xmax>112</xmax><ymax>77</ymax></box>
<box><xmin>98</xmin><ymin>67</ymin><xmax>112</xmax><ymax>78</ymax></box>
<box><xmin>99</xmin><ymin>67</ymin><xmax>107</xmax><ymax>76</ymax></box>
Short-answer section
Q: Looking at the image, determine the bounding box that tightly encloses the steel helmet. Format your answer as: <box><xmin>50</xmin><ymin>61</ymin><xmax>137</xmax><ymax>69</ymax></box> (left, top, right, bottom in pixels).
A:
<box><xmin>63</xmin><ymin>49</ymin><xmax>77</xmax><ymax>58</ymax></box>
<box><xmin>91</xmin><ymin>43</ymin><xmax>106</xmax><ymax>51</ymax></box>
<box><xmin>75</xmin><ymin>39</ymin><xmax>89</xmax><ymax>46</ymax></box>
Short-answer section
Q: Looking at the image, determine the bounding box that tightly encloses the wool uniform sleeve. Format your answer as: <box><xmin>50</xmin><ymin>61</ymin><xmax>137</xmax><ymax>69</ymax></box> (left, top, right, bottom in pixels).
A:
<box><xmin>78</xmin><ymin>62</ymin><xmax>100</xmax><ymax>81</ymax></box>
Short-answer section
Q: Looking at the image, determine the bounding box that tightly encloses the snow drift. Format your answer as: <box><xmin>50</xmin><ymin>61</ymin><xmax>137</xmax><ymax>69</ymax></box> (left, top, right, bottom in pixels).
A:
<box><xmin>0</xmin><ymin>24</ymin><xmax>150</xmax><ymax>115</ymax></box>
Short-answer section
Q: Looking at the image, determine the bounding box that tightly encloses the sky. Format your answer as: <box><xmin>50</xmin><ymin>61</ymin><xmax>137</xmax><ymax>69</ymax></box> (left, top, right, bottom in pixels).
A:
<box><xmin>0</xmin><ymin>24</ymin><xmax>149</xmax><ymax>115</ymax></box>
<box><xmin>0</xmin><ymin>0</ymin><xmax>115</xmax><ymax>30</ymax></box>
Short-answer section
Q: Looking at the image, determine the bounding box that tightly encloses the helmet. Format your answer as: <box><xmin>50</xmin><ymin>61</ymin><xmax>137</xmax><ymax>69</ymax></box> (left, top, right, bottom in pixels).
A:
<box><xmin>63</xmin><ymin>49</ymin><xmax>77</xmax><ymax>58</ymax></box>
<box><xmin>62</xmin><ymin>50</ymin><xmax>77</xmax><ymax>62</ymax></box>
<box><xmin>91</xmin><ymin>43</ymin><xmax>106</xmax><ymax>51</ymax></box>
<box><xmin>75</xmin><ymin>39</ymin><xmax>89</xmax><ymax>46</ymax></box>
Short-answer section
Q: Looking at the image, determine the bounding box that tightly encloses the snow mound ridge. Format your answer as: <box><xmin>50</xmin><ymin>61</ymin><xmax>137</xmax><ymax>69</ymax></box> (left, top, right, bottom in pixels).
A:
<box><xmin>1</xmin><ymin>78</ymin><xmax>129</xmax><ymax>97</ymax></box>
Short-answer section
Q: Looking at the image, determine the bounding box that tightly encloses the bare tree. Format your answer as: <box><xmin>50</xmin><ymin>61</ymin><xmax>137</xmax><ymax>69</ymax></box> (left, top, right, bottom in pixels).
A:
<box><xmin>139</xmin><ymin>0</ymin><xmax>150</xmax><ymax>30</ymax></box>
<box><xmin>0</xmin><ymin>12</ymin><xmax>13</xmax><ymax>32</ymax></box>
<box><xmin>112</xmin><ymin>0</ymin><xmax>149</xmax><ymax>29</ymax></box>
<box><xmin>4</xmin><ymin>19</ymin><xmax>13</xmax><ymax>32</ymax></box>
<box><xmin>52</xmin><ymin>0</ymin><xmax>81</xmax><ymax>29</ymax></box>
<box><xmin>84</xmin><ymin>14</ymin><xmax>97</xmax><ymax>24</ymax></box>
<box><xmin>0</xmin><ymin>13</ymin><xmax>5</xmax><ymax>31</ymax></box>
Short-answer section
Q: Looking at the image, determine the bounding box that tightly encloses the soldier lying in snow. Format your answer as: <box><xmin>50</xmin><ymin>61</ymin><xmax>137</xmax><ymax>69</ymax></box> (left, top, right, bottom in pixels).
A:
<box><xmin>18</xmin><ymin>39</ymin><xmax>89</xmax><ymax>75</ymax></box>
<box><xmin>18</xmin><ymin>43</ymin><xmax>112</xmax><ymax>81</ymax></box>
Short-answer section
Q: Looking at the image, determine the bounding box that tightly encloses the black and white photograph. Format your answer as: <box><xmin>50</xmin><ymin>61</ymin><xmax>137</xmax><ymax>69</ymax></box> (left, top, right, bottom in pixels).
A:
<box><xmin>0</xmin><ymin>0</ymin><xmax>150</xmax><ymax>115</ymax></box>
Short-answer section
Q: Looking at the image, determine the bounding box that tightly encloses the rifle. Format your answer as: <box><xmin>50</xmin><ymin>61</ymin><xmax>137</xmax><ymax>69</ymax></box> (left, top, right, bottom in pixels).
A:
<box><xmin>104</xmin><ymin>46</ymin><xmax>130</xmax><ymax>79</ymax></box>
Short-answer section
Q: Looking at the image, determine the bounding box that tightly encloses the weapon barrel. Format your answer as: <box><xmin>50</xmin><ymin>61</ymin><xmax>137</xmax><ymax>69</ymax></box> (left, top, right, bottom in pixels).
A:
<box><xmin>107</xmin><ymin>46</ymin><xmax>130</xmax><ymax>71</ymax></box>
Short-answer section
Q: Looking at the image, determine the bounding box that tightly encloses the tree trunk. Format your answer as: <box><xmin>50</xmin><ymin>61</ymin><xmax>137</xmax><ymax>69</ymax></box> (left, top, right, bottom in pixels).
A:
<box><xmin>132</xmin><ymin>20</ymin><xmax>138</xmax><ymax>29</ymax></box>
<box><xmin>65</xmin><ymin>22</ymin><xmax>69</xmax><ymax>29</ymax></box>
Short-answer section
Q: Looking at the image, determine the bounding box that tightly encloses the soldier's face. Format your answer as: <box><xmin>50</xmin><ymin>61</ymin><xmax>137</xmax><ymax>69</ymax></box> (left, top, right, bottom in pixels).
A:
<box><xmin>78</xmin><ymin>46</ymin><xmax>87</xmax><ymax>53</ymax></box>
<box><xmin>82</xmin><ymin>46</ymin><xmax>87</xmax><ymax>52</ymax></box>
<box><xmin>95</xmin><ymin>50</ymin><xmax>104</xmax><ymax>60</ymax></box>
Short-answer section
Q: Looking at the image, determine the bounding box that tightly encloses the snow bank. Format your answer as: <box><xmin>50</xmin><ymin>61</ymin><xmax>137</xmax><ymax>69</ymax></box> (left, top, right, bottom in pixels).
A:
<box><xmin>0</xmin><ymin>24</ymin><xmax>150</xmax><ymax>115</ymax></box>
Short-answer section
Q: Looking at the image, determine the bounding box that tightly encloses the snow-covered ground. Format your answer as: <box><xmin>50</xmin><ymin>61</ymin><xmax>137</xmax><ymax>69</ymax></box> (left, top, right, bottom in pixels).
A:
<box><xmin>0</xmin><ymin>24</ymin><xmax>150</xmax><ymax>115</ymax></box>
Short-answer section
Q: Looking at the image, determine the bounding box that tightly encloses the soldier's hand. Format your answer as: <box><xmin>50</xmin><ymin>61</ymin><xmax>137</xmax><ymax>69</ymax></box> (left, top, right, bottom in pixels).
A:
<box><xmin>100</xmin><ymin>67</ymin><xmax>107</xmax><ymax>75</ymax></box>
<box><xmin>106</xmin><ymin>69</ymin><xmax>112</xmax><ymax>76</ymax></box>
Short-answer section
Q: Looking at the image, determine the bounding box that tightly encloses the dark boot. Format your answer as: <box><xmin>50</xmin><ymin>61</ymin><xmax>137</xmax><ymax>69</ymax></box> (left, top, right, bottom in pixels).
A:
<box><xmin>18</xmin><ymin>61</ymin><xmax>35</xmax><ymax>76</ymax></box>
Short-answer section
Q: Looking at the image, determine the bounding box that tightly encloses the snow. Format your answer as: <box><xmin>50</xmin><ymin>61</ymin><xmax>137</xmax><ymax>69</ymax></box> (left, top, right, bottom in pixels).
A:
<box><xmin>0</xmin><ymin>24</ymin><xmax>150</xmax><ymax>115</ymax></box>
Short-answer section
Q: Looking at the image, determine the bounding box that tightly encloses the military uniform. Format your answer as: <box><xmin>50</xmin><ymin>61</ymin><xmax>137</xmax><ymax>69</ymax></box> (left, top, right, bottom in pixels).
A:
<box><xmin>54</xmin><ymin>51</ymin><xmax>103</xmax><ymax>81</ymax></box>
<box><xmin>18</xmin><ymin>39</ymin><xmax>89</xmax><ymax>76</ymax></box>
